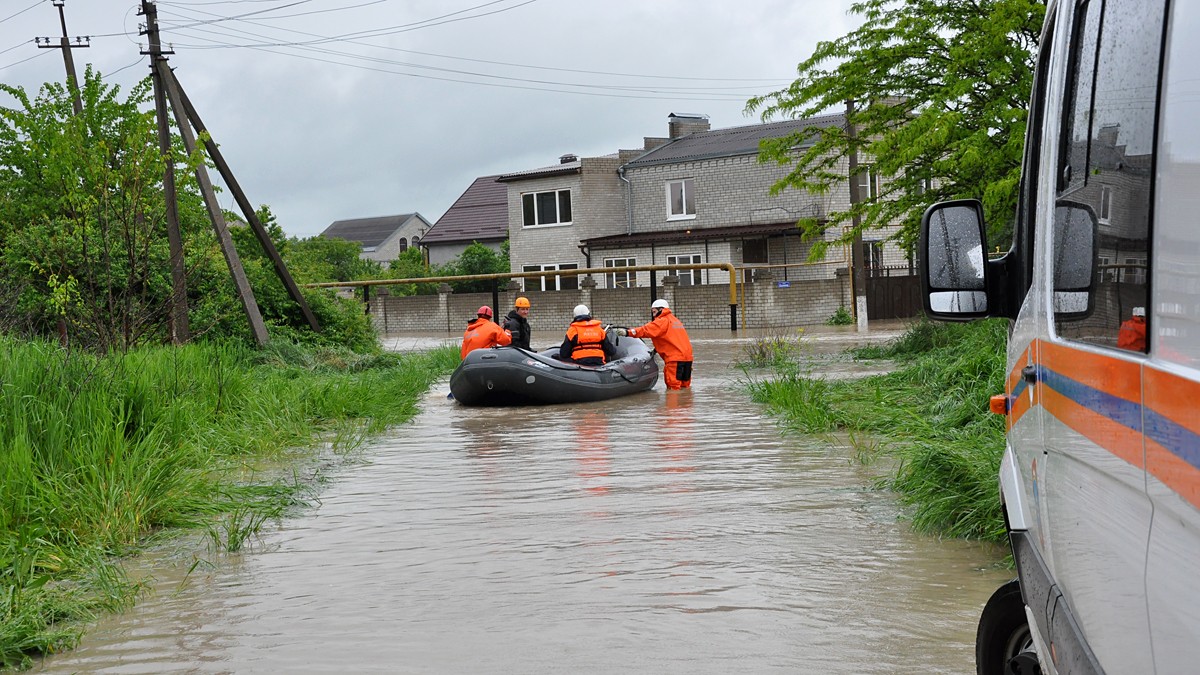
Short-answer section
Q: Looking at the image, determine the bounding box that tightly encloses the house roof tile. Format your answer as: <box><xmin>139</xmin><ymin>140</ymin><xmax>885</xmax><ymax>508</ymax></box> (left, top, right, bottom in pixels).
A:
<box><xmin>321</xmin><ymin>214</ymin><xmax>417</xmax><ymax>247</ymax></box>
<box><xmin>624</xmin><ymin>113</ymin><xmax>845</xmax><ymax>168</ymax></box>
<box><xmin>421</xmin><ymin>175</ymin><xmax>508</xmax><ymax>244</ymax></box>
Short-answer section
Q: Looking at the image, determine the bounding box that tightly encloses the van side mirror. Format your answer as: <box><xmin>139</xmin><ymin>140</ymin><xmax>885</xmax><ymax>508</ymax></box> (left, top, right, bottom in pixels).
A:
<box><xmin>1052</xmin><ymin>200</ymin><xmax>1097</xmax><ymax>319</ymax></box>
<box><xmin>920</xmin><ymin>200</ymin><xmax>989</xmax><ymax>318</ymax></box>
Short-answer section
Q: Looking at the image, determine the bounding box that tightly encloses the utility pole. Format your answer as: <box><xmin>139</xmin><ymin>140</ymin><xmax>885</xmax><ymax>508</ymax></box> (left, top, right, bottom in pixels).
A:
<box><xmin>158</xmin><ymin>62</ymin><xmax>271</xmax><ymax>346</ymax></box>
<box><xmin>845</xmin><ymin>99</ymin><xmax>869</xmax><ymax>333</ymax></box>
<box><xmin>36</xmin><ymin>0</ymin><xmax>89</xmax><ymax>115</ymax></box>
<box><xmin>140</xmin><ymin>0</ymin><xmax>191</xmax><ymax>343</ymax></box>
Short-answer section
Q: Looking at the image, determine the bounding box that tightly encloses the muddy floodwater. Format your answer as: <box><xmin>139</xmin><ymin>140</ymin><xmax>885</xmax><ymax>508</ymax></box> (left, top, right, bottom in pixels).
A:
<box><xmin>37</xmin><ymin>327</ymin><xmax>1011</xmax><ymax>674</ymax></box>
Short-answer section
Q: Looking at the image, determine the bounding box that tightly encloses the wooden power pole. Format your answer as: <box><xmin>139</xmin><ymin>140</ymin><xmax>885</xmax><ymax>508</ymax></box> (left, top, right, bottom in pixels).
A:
<box><xmin>137</xmin><ymin>0</ymin><xmax>319</xmax><ymax>344</ymax></box>
<box><xmin>141</xmin><ymin>0</ymin><xmax>190</xmax><ymax>343</ymax></box>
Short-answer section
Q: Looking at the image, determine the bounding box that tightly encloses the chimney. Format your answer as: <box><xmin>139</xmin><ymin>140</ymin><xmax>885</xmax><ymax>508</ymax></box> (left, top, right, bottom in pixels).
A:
<box><xmin>1098</xmin><ymin>124</ymin><xmax>1119</xmax><ymax>148</ymax></box>
<box><xmin>668</xmin><ymin>112</ymin><xmax>710</xmax><ymax>139</ymax></box>
<box><xmin>559</xmin><ymin>153</ymin><xmax>578</xmax><ymax>164</ymax></box>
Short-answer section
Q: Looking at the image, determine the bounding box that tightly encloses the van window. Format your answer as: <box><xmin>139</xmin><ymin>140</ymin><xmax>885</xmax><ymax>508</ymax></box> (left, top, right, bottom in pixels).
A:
<box><xmin>1052</xmin><ymin>0</ymin><xmax>1164</xmax><ymax>352</ymax></box>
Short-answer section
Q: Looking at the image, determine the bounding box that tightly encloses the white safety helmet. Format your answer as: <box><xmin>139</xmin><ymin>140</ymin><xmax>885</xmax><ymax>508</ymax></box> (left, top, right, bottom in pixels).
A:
<box><xmin>573</xmin><ymin>304</ymin><xmax>590</xmax><ymax>318</ymax></box>
<box><xmin>651</xmin><ymin>299</ymin><xmax>669</xmax><ymax>310</ymax></box>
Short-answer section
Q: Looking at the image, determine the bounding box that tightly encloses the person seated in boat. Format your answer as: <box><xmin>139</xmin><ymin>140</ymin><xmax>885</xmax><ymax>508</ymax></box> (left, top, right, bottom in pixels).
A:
<box><xmin>461</xmin><ymin>305</ymin><xmax>512</xmax><ymax>359</ymax></box>
<box><xmin>559</xmin><ymin>304</ymin><xmax>616</xmax><ymax>366</ymax></box>
<box><xmin>502</xmin><ymin>296</ymin><xmax>533</xmax><ymax>351</ymax></box>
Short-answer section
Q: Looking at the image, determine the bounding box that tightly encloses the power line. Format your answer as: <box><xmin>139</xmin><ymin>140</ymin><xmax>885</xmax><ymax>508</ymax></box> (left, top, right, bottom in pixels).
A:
<box><xmin>158</xmin><ymin>4</ymin><xmax>786</xmax><ymax>83</ymax></box>
<box><xmin>169</xmin><ymin>22</ymin><xmax>775</xmax><ymax>95</ymax></box>
<box><xmin>0</xmin><ymin>0</ymin><xmax>45</xmax><ymax>26</ymax></box>
<box><xmin>0</xmin><ymin>48</ymin><xmax>53</xmax><ymax>73</ymax></box>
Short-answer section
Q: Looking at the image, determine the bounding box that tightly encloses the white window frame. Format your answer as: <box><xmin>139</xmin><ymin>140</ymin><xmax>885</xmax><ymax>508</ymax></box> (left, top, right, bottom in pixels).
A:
<box><xmin>1099</xmin><ymin>185</ymin><xmax>1112</xmax><ymax>223</ymax></box>
<box><xmin>522</xmin><ymin>263</ymin><xmax>579</xmax><ymax>291</ymax></box>
<box><xmin>862</xmin><ymin>240</ymin><xmax>884</xmax><ymax>270</ymax></box>
<box><xmin>854</xmin><ymin>166</ymin><xmax>879</xmax><ymax>201</ymax></box>
<box><xmin>1098</xmin><ymin>255</ymin><xmax>1118</xmax><ymax>283</ymax></box>
<box><xmin>522</xmin><ymin>189</ymin><xmax>573</xmax><ymax>227</ymax></box>
<box><xmin>666</xmin><ymin>253</ymin><xmax>703</xmax><ymax>285</ymax></box>
<box><xmin>604</xmin><ymin>257</ymin><xmax>637</xmax><ymax>288</ymax></box>
<box><xmin>1120</xmin><ymin>256</ymin><xmax>1147</xmax><ymax>285</ymax></box>
<box><xmin>666</xmin><ymin>178</ymin><xmax>696</xmax><ymax>220</ymax></box>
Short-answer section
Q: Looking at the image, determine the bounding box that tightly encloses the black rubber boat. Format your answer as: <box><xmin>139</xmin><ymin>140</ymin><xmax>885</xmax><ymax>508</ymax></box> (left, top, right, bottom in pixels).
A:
<box><xmin>449</xmin><ymin>337</ymin><xmax>659</xmax><ymax>406</ymax></box>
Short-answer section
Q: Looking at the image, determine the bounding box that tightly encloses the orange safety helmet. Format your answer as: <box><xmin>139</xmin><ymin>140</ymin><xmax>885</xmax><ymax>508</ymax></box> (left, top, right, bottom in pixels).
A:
<box><xmin>514</xmin><ymin>297</ymin><xmax>531</xmax><ymax>309</ymax></box>
<box><xmin>477</xmin><ymin>305</ymin><xmax>493</xmax><ymax>318</ymax></box>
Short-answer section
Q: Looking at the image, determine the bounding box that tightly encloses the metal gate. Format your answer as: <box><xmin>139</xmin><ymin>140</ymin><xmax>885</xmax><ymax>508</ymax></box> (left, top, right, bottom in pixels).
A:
<box><xmin>865</xmin><ymin>266</ymin><xmax>922</xmax><ymax>320</ymax></box>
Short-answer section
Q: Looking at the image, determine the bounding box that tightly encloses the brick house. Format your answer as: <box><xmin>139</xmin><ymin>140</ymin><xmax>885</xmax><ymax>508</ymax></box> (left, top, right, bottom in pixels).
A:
<box><xmin>501</xmin><ymin>112</ymin><xmax>909</xmax><ymax>293</ymax></box>
<box><xmin>321</xmin><ymin>213</ymin><xmax>432</xmax><ymax>267</ymax></box>
<box><xmin>421</xmin><ymin>175</ymin><xmax>508</xmax><ymax>266</ymax></box>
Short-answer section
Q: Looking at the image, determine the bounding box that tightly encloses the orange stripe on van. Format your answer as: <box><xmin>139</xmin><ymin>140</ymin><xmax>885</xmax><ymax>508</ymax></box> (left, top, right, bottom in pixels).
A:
<box><xmin>1145</xmin><ymin>438</ymin><xmax>1200</xmax><ymax>510</ymax></box>
<box><xmin>1145</xmin><ymin>367</ymin><xmax>1200</xmax><ymax>438</ymax></box>
<box><xmin>1039</xmin><ymin>341</ymin><xmax>1142</xmax><ymax>403</ymax></box>
<box><xmin>1039</xmin><ymin>383</ymin><xmax>1145</xmax><ymax>469</ymax></box>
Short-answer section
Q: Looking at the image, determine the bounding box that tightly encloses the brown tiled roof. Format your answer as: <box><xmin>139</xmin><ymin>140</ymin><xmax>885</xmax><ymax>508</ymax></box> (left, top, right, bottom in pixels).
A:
<box><xmin>582</xmin><ymin>221</ymin><xmax>811</xmax><ymax>249</ymax></box>
<box><xmin>496</xmin><ymin>159</ymin><xmax>582</xmax><ymax>182</ymax></box>
<box><xmin>624</xmin><ymin>113</ymin><xmax>845</xmax><ymax>168</ymax></box>
<box><xmin>421</xmin><ymin>175</ymin><xmax>508</xmax><ymax>244</ymax></box>
<box><xmin>321</xmin><ymin>214</ymin><xmax>416</xmax><ymax>247</ymax></box>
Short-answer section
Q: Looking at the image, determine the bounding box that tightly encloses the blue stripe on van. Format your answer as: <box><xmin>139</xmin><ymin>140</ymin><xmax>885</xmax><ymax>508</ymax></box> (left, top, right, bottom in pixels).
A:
<box><xmin>1144</xmin><ymin>410</ymin><xmax>1200</xmax><ymax>472</ymax></box>
<box><xmin>1038</xmin><ymin>367</ymin><xmax>1144</xmax><ymax>433</ymax></box>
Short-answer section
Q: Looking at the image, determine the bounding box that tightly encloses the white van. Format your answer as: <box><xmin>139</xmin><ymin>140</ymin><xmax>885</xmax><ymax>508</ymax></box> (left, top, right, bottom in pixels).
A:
<box><xmin>919</xmin><ymin>0</ymin><xmax>1200</xmax><ymax>673</ymax></box>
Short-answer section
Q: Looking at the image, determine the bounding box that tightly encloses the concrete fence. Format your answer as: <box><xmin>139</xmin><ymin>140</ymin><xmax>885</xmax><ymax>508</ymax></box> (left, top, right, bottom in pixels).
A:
<box><xmin>367</xmin><ymin>273</ymin><xmax>853</xmax><ymax>334</ymax></box>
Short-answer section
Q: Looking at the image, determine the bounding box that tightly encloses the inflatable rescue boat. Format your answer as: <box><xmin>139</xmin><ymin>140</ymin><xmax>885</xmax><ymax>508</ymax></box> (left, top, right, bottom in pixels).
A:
<box><xmin>449</xmin><ymin>337</ymin><xmax>659</xmax><ymax>406</ymax></box>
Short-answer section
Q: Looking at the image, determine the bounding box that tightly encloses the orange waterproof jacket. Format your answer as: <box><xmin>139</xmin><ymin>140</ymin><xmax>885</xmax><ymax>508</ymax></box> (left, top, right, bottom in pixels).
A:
<box><xmin>461</xmin><ymin>318</ymin><xmax>512</xmax><ymax>359</ymax></box>
<box><xmin>629</xmin><ymin>308</ymin><xmax>693</xmax><ymax>362</ymax></box>
<box><xmin>564</xmin><ymin>319</ymin><xmax>608</xmax><ymax>362</ymax></box>
<box><xmin>1117</xmin><ymin>316</ymin><xmax>1147</xmax><ymax>352</ymax></box>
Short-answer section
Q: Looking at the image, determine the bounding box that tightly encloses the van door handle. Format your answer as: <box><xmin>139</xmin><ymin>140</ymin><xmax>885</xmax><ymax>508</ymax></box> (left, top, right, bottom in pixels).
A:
<box><xmin>1022</xmin><ymin>366</ymin><xmax>1037</xmax><ymax>384</ymax></box>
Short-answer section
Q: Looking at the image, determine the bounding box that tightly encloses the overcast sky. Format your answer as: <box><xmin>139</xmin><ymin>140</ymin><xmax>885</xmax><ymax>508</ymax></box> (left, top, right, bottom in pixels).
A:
<box><xmin>2</xmin><ymin>0</ymin><xmax>861</xmax><ymax>238</ymax></box>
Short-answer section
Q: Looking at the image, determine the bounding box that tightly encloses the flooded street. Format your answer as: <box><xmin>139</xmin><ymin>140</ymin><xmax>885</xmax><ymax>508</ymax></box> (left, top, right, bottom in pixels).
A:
<box><xmin>37</xmin><ymin>327</ymin><xmax>1011</xmax><ymax>674</ymax></box>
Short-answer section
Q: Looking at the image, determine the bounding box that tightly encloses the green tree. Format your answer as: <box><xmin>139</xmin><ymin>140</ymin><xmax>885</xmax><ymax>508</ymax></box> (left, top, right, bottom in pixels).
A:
<box><xmin>385</xmin><ymin>246</ymin><xmax>437</xmax><ymax>296</ymax></box>
<box><xmin>747</xmin><ymin>0</ymin><xmax>1045</xmax><ymax>255</ymax></box>
<box><xmin>286</xmin><ymin>235</ymin><xmax>381</xmax><ymax>284</ymax></box>
<box><xmin>0</xmin><ymin>67</ymin><xmax>217</xmax><ymax>350</ymax></box>
<box><xmin>439</xmin><ymin>241</ymin><xmax>509</xmax><ymax>293</ymax></box>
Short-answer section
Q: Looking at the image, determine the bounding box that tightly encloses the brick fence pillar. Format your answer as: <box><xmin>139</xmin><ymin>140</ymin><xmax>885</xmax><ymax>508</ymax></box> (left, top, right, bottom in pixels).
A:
<box><xmin>661</xmin><ymin>274</ymin><xmax>679</xmax><ymax>310</ymax></box>
<box><xmin>438</xmin><ymin>283</ymin><xmax>453</xmax><ymax>333</ymax></box>
<box><xmin>579</xmin><ymin>276</ymin><xmax>596</xmax><ymax>314</ymax></box>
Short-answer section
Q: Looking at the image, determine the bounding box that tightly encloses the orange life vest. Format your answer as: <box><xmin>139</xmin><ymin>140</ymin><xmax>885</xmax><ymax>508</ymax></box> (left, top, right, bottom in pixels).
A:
<box><xmin>567</xmin><ymin>319</ymin><xmax>607</xmax><ymax>362</ymax></box>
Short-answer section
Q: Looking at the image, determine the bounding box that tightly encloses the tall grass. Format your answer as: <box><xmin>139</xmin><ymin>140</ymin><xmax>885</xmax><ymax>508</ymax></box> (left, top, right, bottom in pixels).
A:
<box><xmin>747</xmin><ymin>319</ymin><xmax>1009</xmax><ymax>543</ymax></box>
<box><xmin>0</xmin><ymin>337</ymin><xmax>459</xmax><ymax>668</ymax></box>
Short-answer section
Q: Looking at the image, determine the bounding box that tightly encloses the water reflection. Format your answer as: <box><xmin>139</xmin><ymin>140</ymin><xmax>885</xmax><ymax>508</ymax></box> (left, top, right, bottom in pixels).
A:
<box><xmin>36</xmin><ymin>329</ymin><xmax>1011</xmax><ymax>674</ymax></box>
<box><xmin>574</xmin><ymin>411</ymin><xmax>611</xmax><ymax>497</ymax></box>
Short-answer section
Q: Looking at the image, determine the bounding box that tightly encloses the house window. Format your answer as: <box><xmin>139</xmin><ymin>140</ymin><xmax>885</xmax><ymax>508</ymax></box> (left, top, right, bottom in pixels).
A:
<box><xmin>522</xmin><ymin>189</ymin><xmax>572</xmax><ymax>226</ymax></box>
<box><xmin>522</xmin><ymin>263</ymin><xmax>579</xmax><ymax>291</ymax></box>
<box><xmin>913</xmin><ymin>175</ymin><xmax>933</xmax><ymax>196</ymax></box>
<box><xmin>1099</xmin><ymin>185</ymin><xmax>1112</xmax><ymax>223</ymax></box>
<box><xmin>604</xmin><ymin>257</ymin><xmax>637</xmax><ymax>288</ymax></box>
<box><xmin>854</xmin><ymin>166</ymin><xmax>879</xmax><ymax>201</ymax></box>
<box><xmin>667</xmin><ymin>254</ymin><xmax>702</xmax><ymax>285</ymax></box>
<box><xmin>862</xmin><ymin>241</ymin><xmax>883</xmax><ymax>270</ymax></box>
<box><xmin>1098</xmin><ymin>255</ymin><xmax>1118</xmax><ymax>283</ymax></box>
<box><xmin>1120</xmin><ymin>257</ymin><xmax>1147</xmax><ymax>285</ymax></box>
<box><xmin>666</xmin><ymin>179</ymin><xmax>696</xmax><ymax>219</ymax></box>
<box><xmin>397</xmin><ymin>237</ymin><xmax>408</xmax><ymax>251</ymax></box>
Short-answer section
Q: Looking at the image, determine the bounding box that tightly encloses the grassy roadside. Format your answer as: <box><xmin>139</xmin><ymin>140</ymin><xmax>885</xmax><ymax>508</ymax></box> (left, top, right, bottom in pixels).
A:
<box><xmin>0</xmin><ymin>337</ymin><xmax>459</xmax><ymax>669</ymax></box>
<box><xmin>745</xmin><ymin>320</ymin><xmax>1009</xmax><ymax>544</ymax></box>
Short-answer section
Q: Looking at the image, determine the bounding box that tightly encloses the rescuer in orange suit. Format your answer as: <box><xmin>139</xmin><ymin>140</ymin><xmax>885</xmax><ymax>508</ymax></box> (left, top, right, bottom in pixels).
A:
<box><xmin>1117</xmin><ymin>306</ymin><xmax>1147</xmax><ymax>352</ymax></box>
<box><xmin>616</xmin><ymin>298</ymin><xmax>694</xmax><ymax>389</ymax></box>
<box><xmin>461</xmin><ymin>305</ymin><xmax>511</xmax><ymax>359</ymax></box>
<box><xmin>559</xmin><ymin>304</ymin><xmax>616</xmax><ymax>366</ymax></box>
